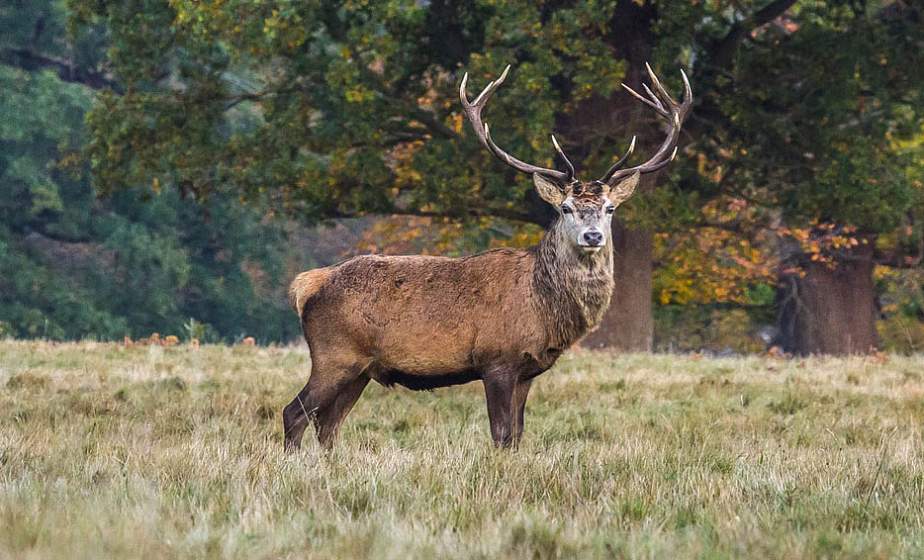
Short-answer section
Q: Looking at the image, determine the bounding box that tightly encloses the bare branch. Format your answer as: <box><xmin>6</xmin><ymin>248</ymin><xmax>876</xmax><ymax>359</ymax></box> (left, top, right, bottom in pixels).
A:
<box><xmin>0</xmin><ymin>47</ymin><xmax>119</xmax><ymax>91</ymax></box>
<box><xmin>708</xmin><ymin>0</ymin><xmax>799</xmax><ymax>68</ymax></box>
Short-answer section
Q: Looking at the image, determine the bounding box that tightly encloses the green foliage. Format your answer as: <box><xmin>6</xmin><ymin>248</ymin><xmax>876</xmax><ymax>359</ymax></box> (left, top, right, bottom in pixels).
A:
<box><xmin>68</xmin><ymin>1</ymin><xmax>924</xmax><ymax>289</ymax></box>
<box><xmin>0</xmin><ymin>226</ymin><xmax>129</xmax><ymax>339</ymax></box>
<box><xmin>70</xmin><ymin>1</ymin><xmax>924</xmax><ymax>233</ymax></box>
<box><xmin>654</xmin><ymin>305</ymin><xmax>771</xmax><ymax>354</ymax></box>
<box><xmin>0</xmin><ymin>3</ymin><xmax>299</xmax><ymax>342</ymax></box>
<box><xmin>183</xmin><ymin>317</ymin><xmax>214</xmax><ymax>343</ymax></box>
<box><xmin>878</xmin><ymin>315</ymin><xmax>924</xmax><ymax>354</ymax></box>
<box><xmin>0</xmin><ymin>65</ymin><xmax>92</xmax><ymax>229</ymax></box>
<box><xmin>0</xmin><ymin>57</ymin><xmax>129</xmax><ymax>340</ymax></box>
<box><xmin>708</xmin><ymin>1</ymin><xmax>924</xmax><ymax>232</ymax></box>
<box><xmin>4</xmin><ymin>0</ymin><xmax>923</xmax><ymax>347</ymax></box>
<box><xmin>68</xmin><ymin>0</ymin><xmax>698</xmax><ymax>225</ymax></box>
<box><xmin>877</xmin><ymin>267</ymin><xmax>924</xmax><ymax>353</ymax></box>
<box><xmin>0</xmin><ymin>181</ymin><xmax>299</xmax><ymax>341</ymax></box>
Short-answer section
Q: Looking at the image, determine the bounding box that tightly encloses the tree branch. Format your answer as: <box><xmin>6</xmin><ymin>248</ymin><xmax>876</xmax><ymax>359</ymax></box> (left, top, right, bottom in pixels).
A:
<box><xmin>364</xmin><ymin>70</ymin><xmax>458</xmax><ymax>140</ymax></box>
<box><xmin>707</xmin><ymin>0</ymin><xmax>799</xmax><ymax>68</ymax></box>
<box><xmin>317</xmin><ymin>9</ymin><xmax>458</xmax><ymax>140</ymax></box>
<box><xmin>0</xmin><ymin>48</ymin><xmax>119</xmax><ymax>91</ymax></box>
<box><xmin>693</xmin><ymin>221</ymin><xmax>744</xmax><ymax>234</ymax></box>
<box><xmin>392</xmin><ymin>206</ymin><xmax>535</xmax><ymax>224</ymax></box>
<box><xmin>317</xmin><ymin>201</ymin><xmax>535</xmax><ymax>225</ymax></box>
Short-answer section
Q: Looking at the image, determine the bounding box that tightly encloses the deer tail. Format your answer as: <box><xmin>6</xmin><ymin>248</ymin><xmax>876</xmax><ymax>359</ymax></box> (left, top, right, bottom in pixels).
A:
<box><xmin>288</xmin><ymin>267</ymin><xmax>333</xmax><ymax>318</ymax></box>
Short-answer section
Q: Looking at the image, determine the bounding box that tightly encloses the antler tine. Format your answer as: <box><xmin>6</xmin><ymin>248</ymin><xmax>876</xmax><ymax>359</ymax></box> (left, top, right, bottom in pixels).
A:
<box><xmin>642</xmin><ymin>84</ymin><xmax>665</xmax><ymax>113</ymax></box>
<box><xmin>680</xmin><ymin>68</ymin><xmax>693</xmax><ymax>107</ymax></box>
<box><xmin>600</xmin><ymin>136</ymin><xmax>636</xmax><ymax>180</ymax></box>
<box><xmin>645</xmin><ymin>62</ymin><xmax>677</xmax><ymax>106</ymax></box>
<box><xmin>473</xmin><ymin>64</ymin><xmax>509</xmax><ymax>106</ymax></box>
<box><xmin>459</xmin><ymin>65</ymin><xmax>572</xmax><ymax>182</ymax></box>
<box><xmin>620</xmin><ymin>83</ymin><xmax>668</xmax><ymax>117</ymax></box>
<box><xmin>551</xmin><ymin>135</ymin><xmax>576</xmax><ymax>179</ymax></box>
<box><xmin>601</xmin><ymin>65</ymin><xmax>693</xmax><ymax>185</ymax></box>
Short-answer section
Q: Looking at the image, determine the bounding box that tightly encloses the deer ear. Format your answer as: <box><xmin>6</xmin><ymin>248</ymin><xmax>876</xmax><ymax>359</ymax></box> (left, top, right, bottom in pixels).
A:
<box><xmin>533</xmin><ymin>174</ymin><xmax>566</xmax><ymax>206</ymax></box>
<box><xmin>607</xmin><ymin>171</ymin><xmax>641</xmax><ymax>206</ymax></box>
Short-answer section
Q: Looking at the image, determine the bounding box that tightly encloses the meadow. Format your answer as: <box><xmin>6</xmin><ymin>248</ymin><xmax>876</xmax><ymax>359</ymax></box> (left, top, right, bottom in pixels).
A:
<box><xmin>1</xmin><ymin>340</ymin><xmax>923</xmax><ymax>559</ymax></box>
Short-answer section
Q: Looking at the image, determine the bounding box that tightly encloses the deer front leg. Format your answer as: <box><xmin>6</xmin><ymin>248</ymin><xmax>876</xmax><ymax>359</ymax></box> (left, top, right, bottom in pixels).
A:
<box><xmin>511</xmin><ymin>379</ymin><xmax>532</xmax><ymax>446</ymax></box>
<box><xmin>482</xmin><ymin>371</ymin><xmax>518</xmax><ymax>448</ymax></box>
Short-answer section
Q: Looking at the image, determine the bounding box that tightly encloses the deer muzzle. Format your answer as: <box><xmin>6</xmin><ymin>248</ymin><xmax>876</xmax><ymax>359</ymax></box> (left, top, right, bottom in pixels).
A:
<box><xmin>579</xmin><ymin>228</ymin><xmax>605</xmax><ymax>250</ymax></box>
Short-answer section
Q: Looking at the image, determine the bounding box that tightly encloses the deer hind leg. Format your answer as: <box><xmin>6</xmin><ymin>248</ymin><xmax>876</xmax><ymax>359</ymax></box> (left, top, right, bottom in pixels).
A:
<box><xmin>283</xmin><ymin>348</ymin><xmax>369</xmax><ymax>451</ymax></box>
<box><xmin>314</xmin><ymin>374</ymin><xmax>370</xmax><ymax>449</ymax></box>
<box><xmin>483</xmin><ymin>371</ymin><xmax>518</xmax><ymax>448</ymax></box>
<box><xmin>283</xmin><ymin>381</ymin><xmax>314</xmax><ymax>451</ymax></box>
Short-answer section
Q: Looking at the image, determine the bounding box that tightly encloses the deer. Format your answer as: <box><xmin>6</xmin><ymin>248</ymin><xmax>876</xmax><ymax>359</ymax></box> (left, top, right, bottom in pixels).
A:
<box><xmin>284</xmin><ymin>63</ymin><xmax>692</xmax><ymax>450</ymax></box>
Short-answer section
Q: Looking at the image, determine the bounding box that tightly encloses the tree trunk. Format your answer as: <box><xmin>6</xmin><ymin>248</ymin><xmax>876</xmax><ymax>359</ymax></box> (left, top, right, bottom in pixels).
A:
<box><xmin>777</xmin><ymin>243</ymin><xmax>879</xmax><ymax>355</ymax></box>
<box><xmin>570</xmin><ymin>1</ymin><xmax>659</xmax><ymax>352</ymax></box>
<box><xmin>581</xmin><ymin>220</ymin><xmax>654</xmax><ymax>351</ymax></box>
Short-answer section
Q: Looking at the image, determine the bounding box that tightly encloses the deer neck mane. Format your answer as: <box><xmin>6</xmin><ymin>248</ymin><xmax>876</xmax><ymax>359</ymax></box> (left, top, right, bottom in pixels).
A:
<box><xmin>533</xmin><ymin>220</ymin><xmax>615</xmax><ymax>347</ymax></box>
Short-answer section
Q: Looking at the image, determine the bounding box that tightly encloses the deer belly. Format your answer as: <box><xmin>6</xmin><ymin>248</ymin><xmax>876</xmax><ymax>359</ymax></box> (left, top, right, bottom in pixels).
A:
<box><xmin>375</xmin><ymin>326</ymin><xmax>475</xmax><ymax>375</ymax></box>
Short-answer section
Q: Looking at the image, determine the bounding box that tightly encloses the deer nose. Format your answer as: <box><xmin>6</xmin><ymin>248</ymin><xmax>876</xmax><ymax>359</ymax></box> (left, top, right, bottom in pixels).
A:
<box><xmin>582</xmin><ymin>230</ymin><xmax>603</xmax><ymax>246</ymax></box>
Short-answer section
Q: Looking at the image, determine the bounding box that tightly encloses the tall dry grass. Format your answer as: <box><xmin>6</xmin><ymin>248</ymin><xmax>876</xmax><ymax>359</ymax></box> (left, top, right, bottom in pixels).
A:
<box><xmin>1</xmin><ymin>340</ymin><xmax>923</xmax><ymax>558</ymax></box>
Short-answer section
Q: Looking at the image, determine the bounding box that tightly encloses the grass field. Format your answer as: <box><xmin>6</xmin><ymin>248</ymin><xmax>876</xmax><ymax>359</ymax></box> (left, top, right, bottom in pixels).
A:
<box><xmin>1</xmin><ymin>340</ymin><xmax>923</xmax><ymax>559</ymax></box>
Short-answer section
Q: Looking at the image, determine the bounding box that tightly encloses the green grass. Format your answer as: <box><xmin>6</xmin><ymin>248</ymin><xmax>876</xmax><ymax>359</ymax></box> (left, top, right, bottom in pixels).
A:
<box><xmin>1</xmin><ymin>340</ymin><xmax>923</xmax><ymax>559</ymax></box>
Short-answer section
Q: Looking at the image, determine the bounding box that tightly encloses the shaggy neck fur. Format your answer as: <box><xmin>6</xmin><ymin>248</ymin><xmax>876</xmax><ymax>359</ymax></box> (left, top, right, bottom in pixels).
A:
<box><xmin>532</xmin><ymin>219</ymin><xmax>615</xmax><ymax>348</ymax></box>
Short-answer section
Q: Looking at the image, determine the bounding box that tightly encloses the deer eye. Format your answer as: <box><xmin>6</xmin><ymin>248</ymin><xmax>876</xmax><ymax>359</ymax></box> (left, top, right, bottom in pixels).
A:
<box><xmin>605</xmin><ymin>205</ymin><xmax>615</xmax><ymax>214</ymax></box>
<box><xmin>561</xmin><ymin>205</ymin><xmax>574</xmax><ymax>214</ymax></box>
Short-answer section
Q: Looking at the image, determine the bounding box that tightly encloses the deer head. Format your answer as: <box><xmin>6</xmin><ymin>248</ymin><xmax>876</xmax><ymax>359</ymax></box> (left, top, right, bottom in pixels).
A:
<box><xmin>460</xmin><ymin>63</ymin><xmax>692</xmax><ymax>254</ymax></box>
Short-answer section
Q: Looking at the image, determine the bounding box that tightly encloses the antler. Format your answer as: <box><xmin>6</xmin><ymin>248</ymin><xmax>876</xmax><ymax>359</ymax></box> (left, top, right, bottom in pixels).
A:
<box><xmin>599</xmin><ymin>63</ymin><xmax>693</xmax><ymax>186</ymax></box>
<box><xmin>460</xmin><ymin>66</ymin><xmax>574</xmax><ymax>183</ymax></box>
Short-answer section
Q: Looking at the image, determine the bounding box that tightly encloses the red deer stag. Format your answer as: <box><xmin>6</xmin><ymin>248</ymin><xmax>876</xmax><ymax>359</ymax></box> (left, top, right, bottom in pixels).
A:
<box><xmin>285</xmin><ymin>63</ymin><xmax>692</xmax><ymax>450</ymax></box>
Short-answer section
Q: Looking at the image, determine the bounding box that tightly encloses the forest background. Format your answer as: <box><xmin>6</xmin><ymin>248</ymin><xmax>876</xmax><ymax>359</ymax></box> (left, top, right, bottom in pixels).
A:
<box><xmin>2</xmin><ymin>0</ymin><xmax>922</xmax><ymax>355</ymax></box>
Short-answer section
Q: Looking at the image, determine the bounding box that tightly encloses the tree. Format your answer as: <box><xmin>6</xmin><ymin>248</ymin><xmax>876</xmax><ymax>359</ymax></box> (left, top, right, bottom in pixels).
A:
<box><xmin>68</xmin><ymin>0</ymin><xmax>924</xmax><ymax>353</ymax></box>
<box><xmin>698</xmin><ymin>1</ymin><xmax>924</xmax><ymax>353</ymax></box>
<box><xmin>58</xmin><ymin>1</ymin><xmax>745</xmax><ymax>349</ymax></box>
